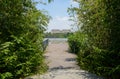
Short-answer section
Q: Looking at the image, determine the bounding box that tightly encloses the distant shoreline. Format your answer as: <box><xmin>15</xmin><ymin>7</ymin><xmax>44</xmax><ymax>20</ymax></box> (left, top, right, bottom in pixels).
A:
<box><xmin>45</xmin><ymin>38</ymin><xmax>68</xmax><ymax>43</ymax></box>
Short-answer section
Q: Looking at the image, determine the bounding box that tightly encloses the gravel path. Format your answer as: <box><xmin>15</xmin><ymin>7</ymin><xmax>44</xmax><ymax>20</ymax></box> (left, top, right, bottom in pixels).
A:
<box><xmin>26</xmin><ymin>41</ymin><xmax>103</xmax><ymax>79</ymax></box>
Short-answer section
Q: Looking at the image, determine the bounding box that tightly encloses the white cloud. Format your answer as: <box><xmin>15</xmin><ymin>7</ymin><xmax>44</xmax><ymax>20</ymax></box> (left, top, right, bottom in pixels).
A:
<box><xmin>47</xmin><ymin>16</ymin><xmax>73</xmax><ymax>32</ymax></box>
<box><xmin>56</xmin><ymin>16</ymin><xmax>69</xmax><ymax>21</ymax></box>
<box><xmin>70</xmin><ymin>0</ymin><xmax>78</xmax><ymax>7</ymax></box>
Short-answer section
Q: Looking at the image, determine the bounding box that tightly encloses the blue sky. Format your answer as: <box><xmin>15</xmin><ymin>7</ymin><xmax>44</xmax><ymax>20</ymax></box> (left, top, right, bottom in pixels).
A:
<box><xmin>36</xmin><ymin>0</ymin><xmax>78</xmax><ymax>32</ymax></box>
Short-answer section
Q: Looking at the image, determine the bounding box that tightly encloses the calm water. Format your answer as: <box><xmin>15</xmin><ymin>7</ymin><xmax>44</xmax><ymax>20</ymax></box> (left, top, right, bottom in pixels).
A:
<box><xmin>45</xmin><ymin>38</ymin><xmax>68</xmax><ymax>43</ymax></box>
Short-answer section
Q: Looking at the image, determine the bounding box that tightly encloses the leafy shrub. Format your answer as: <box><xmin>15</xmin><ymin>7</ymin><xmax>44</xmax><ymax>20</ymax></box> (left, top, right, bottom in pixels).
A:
<box><xmin>68</xmin><ymin>32</ymin><xmax>87</xmax><ymax>54</ymax></box>
<box><xmin>0</xmin><ymin>35</ymin><xmax>47</xmax><ymax>79</ymax></box>
<box><xmin>68</xmin><ymin>32</ymin><xmax>120</xmax><ymax>79</ymax></box>
<box><xmin>0</xmin><ymin>0</ymin><xmax>49</xmax><ymax>79</ymax></box>
<box><xmin>77</xmin><ymin>46</ymin><xmax>120</xmax><ymax>79</ymax></box>
<box><xmin>68</xmin><ymin>0</ymin><xmax>120</xmax><ymax>78</ymax></box>
<box><xmin>68</xmin><ymin>35</ymin><xmax>80</xmax><ymax>54</ymax></box>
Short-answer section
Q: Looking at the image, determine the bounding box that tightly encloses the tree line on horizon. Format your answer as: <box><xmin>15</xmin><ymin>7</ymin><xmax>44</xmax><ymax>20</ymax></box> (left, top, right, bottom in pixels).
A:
<box><xmin>45</xmin><ymin>32</ymin><xmax>72</xmax><ymax>38</ymax></box>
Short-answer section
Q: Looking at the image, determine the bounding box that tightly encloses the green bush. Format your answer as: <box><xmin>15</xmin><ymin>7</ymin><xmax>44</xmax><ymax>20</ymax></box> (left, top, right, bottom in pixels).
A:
<box><xmin>68</xmin><ymin>32</ymin><xmax>120</xmax><ymax>79</ymax></box>
<box><xmin>68</xmin><ymin>0</ymin><xmax>120</xmax><ymax>78</ymax></box>
<box><xmin>0</xmin><ymin>0</ymin><xmax>49</xmax><ymax>79</ymax></box>
<box><xmin>68</xmin><ymin>35</ymin><xmax>80</xmax><ymax>54</ymax></box>
<box><xmin>0</xmin><ymin>35</ymin><xmax>47</xmax><ymax>79</ymax></box>
<box><xmin>77</xmin><ymin>46</ymin><xmax>120</xmax><ymax>79</ymax></box>
<box><xmin>68</xmin><ymin>32</ymin><xmax>87</xmax><ymax>54</ymax></box>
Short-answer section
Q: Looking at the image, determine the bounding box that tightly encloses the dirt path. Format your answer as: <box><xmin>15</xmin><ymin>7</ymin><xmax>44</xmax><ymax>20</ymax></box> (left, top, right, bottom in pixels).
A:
<box><xmin>44</xmin><ymin>42</ymin><xmax>79</xmax><ymax>70</ymax></box>
<box><xmin>26</xmin><ymin>41</ymin><xmax>103</xmax><ymax>79</ymax></box>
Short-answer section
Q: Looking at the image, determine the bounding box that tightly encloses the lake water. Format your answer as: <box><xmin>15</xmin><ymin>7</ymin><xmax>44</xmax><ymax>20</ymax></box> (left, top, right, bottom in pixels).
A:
<box><xmin>45</xmin><ymin>38</ymin><xmax>68</xmax><ymax>43</ymax></box>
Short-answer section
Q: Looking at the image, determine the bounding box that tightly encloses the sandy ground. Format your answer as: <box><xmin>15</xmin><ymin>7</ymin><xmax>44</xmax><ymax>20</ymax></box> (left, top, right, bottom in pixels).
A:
<box><xmin>26</xmin><ymin>41</ymin><xmax>103</xmax><ymax>79</ymax></box>
<box><xmin>44</xmin><ymin>42</ymin><xmax>79</xmax><ymax>70</ymax></box>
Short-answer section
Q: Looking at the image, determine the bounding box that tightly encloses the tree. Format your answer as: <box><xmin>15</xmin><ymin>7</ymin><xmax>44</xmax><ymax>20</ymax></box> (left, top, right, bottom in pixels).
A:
<box><xmin>68</xmin><ymin>0</ymin><xmax>120</xmax><ymax>78</ymax></box>
<box><xmin>0</xmin><ymin>0</ymin><xmax>50</xmax><ymax>79</ymax></box>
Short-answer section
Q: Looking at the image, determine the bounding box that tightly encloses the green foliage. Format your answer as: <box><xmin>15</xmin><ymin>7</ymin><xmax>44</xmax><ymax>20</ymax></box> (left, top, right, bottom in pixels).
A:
<box><xmin>78</xmin><ymin>47</ymin><xmax>120</xmax><ymax>79</ymax></box>
<box><xmin>68</xmin><ymin>32</ymin><xmax>87</xmax><ymax>54</ymax></box>
<box><xmin>68</xmin><ymin>0</ymin><xmax>120</xmax><ymax>79</ymax></box>
<box><xmin>0</xmin><ymin>72</ymin><xmax>13</xmax><ymax>79</ymax></box>
<box><xmin>0</xmin><ymin>0</ymin><xmax>49</xmax><ymax>79</ymax></box>
<box><xmin>0</xmin><ymin>36</ymin><xmax>47</xmax><ymax>78</ymax></box>
<box><xmin>45</xmin><ymin>32</ymin><xmax>72</xmax><ymax>38</ymax></box>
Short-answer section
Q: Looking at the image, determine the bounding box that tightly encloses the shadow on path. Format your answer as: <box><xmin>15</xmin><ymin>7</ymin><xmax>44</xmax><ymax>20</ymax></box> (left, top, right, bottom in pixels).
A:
<box><xmin>25</xmin><ymin>41</ymin><xmax>104</xmax><ymax>79</ymax></box>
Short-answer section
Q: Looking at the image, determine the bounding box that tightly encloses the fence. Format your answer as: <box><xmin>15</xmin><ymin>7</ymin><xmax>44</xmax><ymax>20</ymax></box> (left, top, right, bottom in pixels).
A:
<box><xmin>42</xmin><ymin>38</ymin><xmax>49</xmax><ymax>51</ymax></box>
